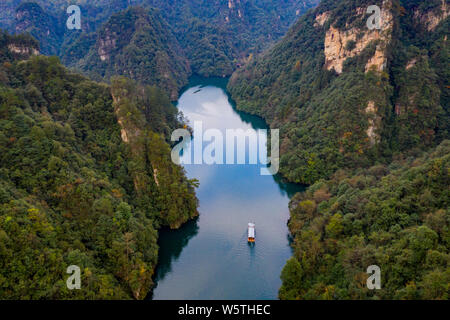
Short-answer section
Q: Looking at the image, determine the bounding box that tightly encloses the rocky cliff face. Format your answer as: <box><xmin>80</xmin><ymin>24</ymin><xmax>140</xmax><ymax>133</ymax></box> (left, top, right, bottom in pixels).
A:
<box><xmin>111</xmin><ymin>90</ymin><xmax>148</xmax><ymax>193</ymax></box>
<box><xmin>414</xmin><ymin>0</ymin><xmax>449</xmax><ymax>31</ymax></box>
<box><xmin>228</xmin><ymin>0</ymin><xmax>448</xmax><ymax>185</ymax></box>
<box><xmin>365</xmin><ymin>101</ymin><xmax>380</xmax><ymax>145</ymax></box>
<box><xmin>323</xmin><ymin>0</ymin><xmax>393</xmax><ymax>74</ymax></box>
<box><xmin>97</xmin><ymin>31</ymin><xmax>117</xmax><ymax>62</ymax></box>
<box><xmin>225</xmin><ymin>0</ymin><xmax>243</xmax><ymax>21</ymax></box>
<box><xmin>0</xmin><ymin>30</ymin><xmax>40</xmax><ymax>62</ymax></box>
<box><xmin>7</xmin><ymin>44</ymin><xmax>39</xmax><ymax>57</ymax></box>
<box><xmin>314</xmin><ymin>11</ymin><xmax>330</xmax><ymax>26</ymax></box>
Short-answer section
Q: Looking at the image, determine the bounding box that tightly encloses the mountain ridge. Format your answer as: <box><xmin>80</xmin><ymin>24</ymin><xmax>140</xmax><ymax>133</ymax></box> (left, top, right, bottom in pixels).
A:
<box><xmin>228</xmin><ymin>0</ymin><xmax>449</xmax><ymax>185</ymax></box>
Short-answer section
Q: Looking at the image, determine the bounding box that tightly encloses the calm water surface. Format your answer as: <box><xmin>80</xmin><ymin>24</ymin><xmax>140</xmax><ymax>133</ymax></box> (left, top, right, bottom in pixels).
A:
<box><xmin>150</xmin><ymin>77</ymin><xmax>304</xmax><ymax>300</ymax></box>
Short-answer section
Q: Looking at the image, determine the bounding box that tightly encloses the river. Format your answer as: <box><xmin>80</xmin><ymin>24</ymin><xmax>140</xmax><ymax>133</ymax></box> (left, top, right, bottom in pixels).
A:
<box><xmin>150</xmin><ymin>77</ymin><xmax>304</xmax><ymax>300</ymax></box>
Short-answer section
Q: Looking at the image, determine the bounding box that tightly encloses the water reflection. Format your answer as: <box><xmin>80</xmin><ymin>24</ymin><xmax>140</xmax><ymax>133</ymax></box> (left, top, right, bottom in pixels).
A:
<box><xmin>147</xmin><ymin>218</ymin><xmax>199</xmax><ymax>299</ymax></box>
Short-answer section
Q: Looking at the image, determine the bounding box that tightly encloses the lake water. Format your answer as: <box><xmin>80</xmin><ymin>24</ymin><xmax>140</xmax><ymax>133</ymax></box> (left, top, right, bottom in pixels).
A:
<box><xmin>150</xmin><ymin>77</ymin><xmax>304</xmax><ymax>300</ymax></box>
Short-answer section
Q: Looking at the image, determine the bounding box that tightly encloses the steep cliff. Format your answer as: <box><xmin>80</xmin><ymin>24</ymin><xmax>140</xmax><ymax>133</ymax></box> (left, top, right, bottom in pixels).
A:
<box><xmin>413</xmin><ymin>0</ymin><xmax>449</xmax><ymax>31</ymax></box>
<box><xmin>0</xmin><ymin>30</ymin><xmax>40</xmax><ymax>62</ymax></box>
<box><xmin>228</xmin><ymin>0</ymin><xmax>449</xmax><ymax>184</ymax></box>
<box><xmin>323</xmin><ymin>3</ymin><xmax>393</xmax><ymax>74</ymax></box>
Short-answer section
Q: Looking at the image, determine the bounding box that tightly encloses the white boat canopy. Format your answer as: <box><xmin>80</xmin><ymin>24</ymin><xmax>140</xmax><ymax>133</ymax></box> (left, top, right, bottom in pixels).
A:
<box><xmin>248</xmin><ymin>223</ymin><xmax>255</xmax><ymax>238</ymax></box>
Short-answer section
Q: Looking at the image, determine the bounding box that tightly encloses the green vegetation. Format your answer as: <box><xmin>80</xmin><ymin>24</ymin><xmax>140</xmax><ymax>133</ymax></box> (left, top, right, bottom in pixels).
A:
<box><xmin>280</xmin><ymin>141</ymin><xmax>449</xmax><ymax>299</ymax></box>
<box><xmin>0</xmin><ymin>32</ymin><xmax>198</xmax><ymax>299</ymax></box>
<box><xmin>149</xmin><ymin>0</ymin><xmax>320</xmax><ymax>77</ymax></box>
<box><xmin>3</xmin><ymin>1</ymin><xmax>319</xmax><ymax>85</ymax></box>
<box><xmin>228</xmin><ymin>0</ymin><xmax>449</xmax><ymax>185</ymax></box>
<box><xmin>68</xmin><ymin>7</ymin><xmax>191</xmax><ymax>100</ymax></box>
<box><xmin>0</xmin><ymin>30</ymin><xmax>39</xmax><ymax>62</ymax></box>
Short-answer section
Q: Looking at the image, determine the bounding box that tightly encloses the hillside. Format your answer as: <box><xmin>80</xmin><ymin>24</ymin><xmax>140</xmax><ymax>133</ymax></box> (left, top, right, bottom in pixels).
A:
<box><xmin>14</xmin><ymin>2</ymin><xmax>64</xmax><ymax>56</ymax></box>
<box><xmin>281</xmin><ymin>140</ymin><xmax>449</xmax><ymax>299</ymax></box>
<box><xmin>224</xmin><ymin>0</ymin><xmax>450</xmax><ymax>301</ymax></box>
<box><xmin>228</xmin><ymin>0</ymin><xmax>449</xmax><ymax>184</ymax></box>
<box><xmin>1</xmin><ymin>1</ymin><xmax>319</xmax><ymax>81</ymax></box>
<box><xmin>142</xmin><ymin>0</ymin><xmax>320</xmax><ymax>76</ymax></box>
<box><xmin>0</xmin><ymin>31</ymin><xmax>198</xmax><ymax>299</ymax></box>
<box><xmin>66</xmin><ymin>7</ymin><xmax>191</xmax><ymax>100</ymax></box>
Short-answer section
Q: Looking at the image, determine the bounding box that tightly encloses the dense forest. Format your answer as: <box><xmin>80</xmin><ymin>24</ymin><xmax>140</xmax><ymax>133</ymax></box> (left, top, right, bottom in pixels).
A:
<box><xmin>142</xmin><ymin>0</ymin><xmax>320</xmax><ymax>76</ymax></box>
<box><xmin>281</xmin><ymin>141</ymin><xmax>449</xmax><ymax>299</ymax></box>
<box><xmin>0</xmin><ymin>31</ymin><xmax>198</xmax><ymax>299</ymax></box>
<box><xmin>68</xmin><ymin>7</ymin><xmax>191</xmax><ymax>100</ymax></box>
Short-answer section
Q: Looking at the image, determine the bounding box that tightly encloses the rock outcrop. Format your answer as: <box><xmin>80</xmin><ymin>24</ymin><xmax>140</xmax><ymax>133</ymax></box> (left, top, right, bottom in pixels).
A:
<box><xmin>315</xmin><ymin>11</ymin><xmax>330</xmax><ymax>27</ymax></box>
<box><xmin>414</xmin><ymin>0</ymin><xmax>449</xmax><ymax>31</ymax></box>
<box><xmin>365</xmin><ymin>101</ymin><xmax>380</xmax><ymax>145</ymax></box>
<box><xmin>98</xmin><ymin>31</ymin><xmax>117</xmax><ymax>61</ymax></box>
<box><xmin>7</xmin><ymin>44</ymin><xmax>39</xmax><ymax>57</ymax></box>
<box><xmin>324</xmin><ymin>1</ymin><xmax>393</xmax><ymax>74</ymax></box>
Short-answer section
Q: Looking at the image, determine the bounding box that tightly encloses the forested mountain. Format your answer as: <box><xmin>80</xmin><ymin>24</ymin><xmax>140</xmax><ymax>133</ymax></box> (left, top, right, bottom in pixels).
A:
<box><xmin>142</xmin><ymin>0</ymin><xmax>320</xmax><ymax>76</ymax></box>
<box><xmin>0</xmin><ymin>0</ymin><xmax>133</xmax><ymax>33</ymax></box>
<box><xmin>228</xmin><ymin>0</ymin><xmax>449</xmax><ymax>184</ymax></box>
<box><xmin>14</xmin><ymin>2</ymin><xmax>64</xmax><ymax>56</ymax></box>
<box><xmin>7</xmin><ymin>3</ymin><xmax>190</xmax><ymax>99</ymax></box>
<box><xmin>0</xmin><ymin>31</ymin><xmax>198</xmax><ymax>299</ymax></box>
<box><xmin>281</xmin><ymin>140</ymin><xmax>449</xmax><ymax>299</ymax></box>
<box><xmin>1</xmin><ymin>0</ymin><xmax>319</xmax><ymax>88</ymax></box>
<box><xmin>65</xmin><ymin>7</ymin><xmax>191</xmax><ymax>100</ymax></box>
<box><xmin>3</xmin><ymin>1</ymin><xmax>136</xmax><ymax>54</ymax></box>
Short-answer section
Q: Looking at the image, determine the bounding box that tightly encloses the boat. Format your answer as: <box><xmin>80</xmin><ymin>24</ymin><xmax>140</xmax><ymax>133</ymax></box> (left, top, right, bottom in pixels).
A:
<box><xmin>248</xmin><ymin>223</ymin><xmax>255</xmax><ymax>243</ymax></box>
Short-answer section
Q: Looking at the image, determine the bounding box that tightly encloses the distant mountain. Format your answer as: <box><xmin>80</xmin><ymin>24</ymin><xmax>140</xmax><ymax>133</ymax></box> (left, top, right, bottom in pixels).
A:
<box><xmin>0</xmin><ymin>0</ymin><xmax>134</xmax><ymax>32</ymax></box>
<box><xmin>1</xmin><ymin>0</ymin><xmax>319</xmax><ymax>82</ymax></box>
<box><xmin>142</xmin><ymin>0</ymin><xmax>321</xmax><ymax>76</ymax></box>
<box><xmin>0</xmin><ymin>0</ymin><xmax>21</xmax><ymax>32</ymax></box>
<box><xmin>64</xmin><ymin>7</ymin><xmax>191</xmax><ymax>100</ymax></box>
<box><xmin>228</xmin><ymin>0</ymin><xmax>449</xmax><ymax>184</ymax></box>
<box><xmin>14</xmin><ymin>2</ymin><xmax>64</xmax><ymax>56</ymax></box>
